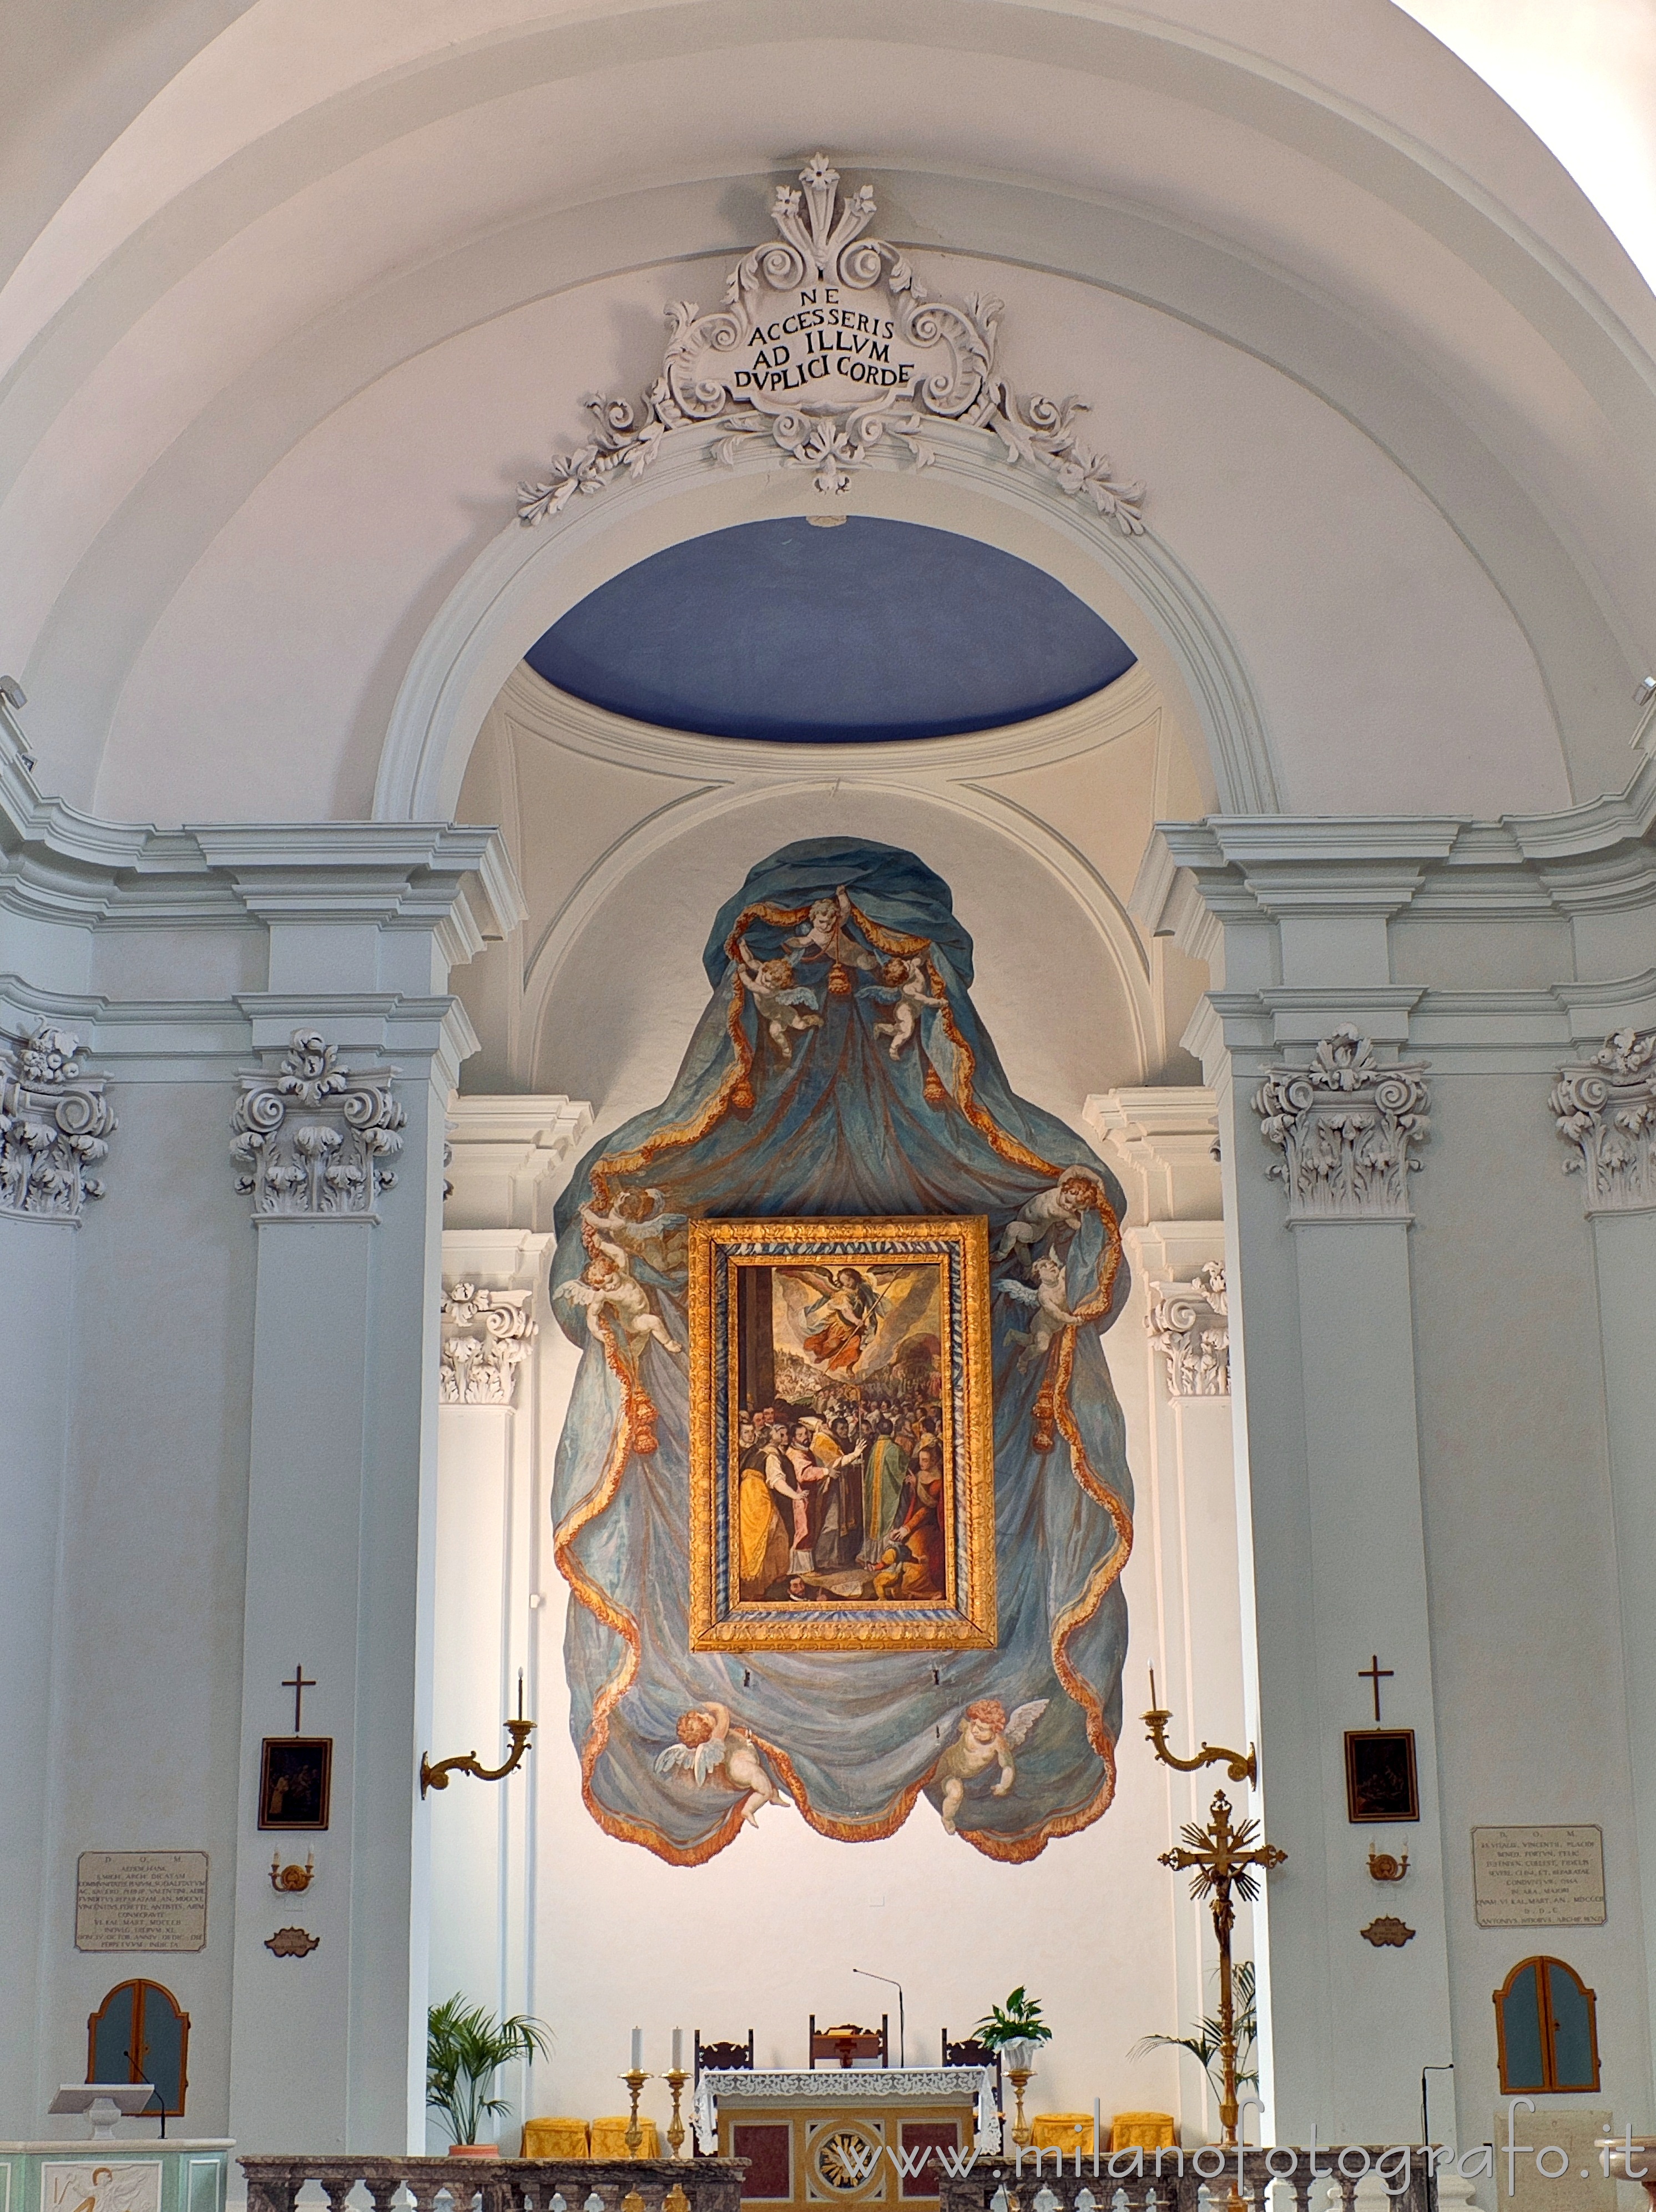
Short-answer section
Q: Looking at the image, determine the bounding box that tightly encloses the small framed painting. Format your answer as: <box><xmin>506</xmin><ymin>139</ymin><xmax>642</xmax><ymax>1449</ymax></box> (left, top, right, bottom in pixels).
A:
<box><xmin>258</xmin><ymin>1737</ymin><xmax>332</xmax><ymax>1830</ymax></box>
<box><xmin>1345</xmin><ymin>1728</ymin><xmax>1420</xmax><ymax>1823</ymax></box>
<box><xmin>688</xmin><ymin>1216</ymin><xmax>994</xmax><ymax>1652</ymax></box>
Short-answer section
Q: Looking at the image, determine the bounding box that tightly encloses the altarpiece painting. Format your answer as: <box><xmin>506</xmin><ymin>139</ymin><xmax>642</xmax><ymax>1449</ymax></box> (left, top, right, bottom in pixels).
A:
<box><xmin>688</xmin><ymin>1214</ymin><xmax>994</xmax><ymax>1651</ymax></box>
<box><xmin>549</xmin><ymin>838</ymin><xmax>1134</xmax><ymax>1863</ymax></box>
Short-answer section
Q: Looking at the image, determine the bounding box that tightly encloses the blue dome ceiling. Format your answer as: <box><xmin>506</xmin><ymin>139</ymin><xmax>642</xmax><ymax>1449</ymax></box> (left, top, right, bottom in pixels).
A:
<box><xmin>523</xmin><ymin>515</ymin><xmax>1136</xmax><ymax>743</ymax></box>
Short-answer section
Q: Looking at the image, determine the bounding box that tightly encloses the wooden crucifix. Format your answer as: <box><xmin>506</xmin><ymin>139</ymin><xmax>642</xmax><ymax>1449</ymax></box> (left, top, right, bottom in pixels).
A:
<box><xmin>282</xmin><ymin>1663</ymin><xmax>316</xmax><ymax>1734</ymax></box>
<box><xmin>1359</xmin><ymin>1654</ymin><xmax>1394</xmax><ymax>1725</ymax></box>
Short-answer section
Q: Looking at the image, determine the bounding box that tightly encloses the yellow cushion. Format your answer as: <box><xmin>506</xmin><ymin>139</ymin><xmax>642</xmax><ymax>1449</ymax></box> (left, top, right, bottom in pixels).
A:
<box><xmin>1032</xmin><ymin>2114</ymin><xmax>1094</xmax><ymax>2153</ymax></box>
<box><xmin>590</xmin><ymin>2116</ymin><xmax>662</xmax><ymax>2158</ymax></box>
<box><xmin>521</xmin><ymin>2118</ymin><xmax>590</xmax><ymax>2158</ymax></box>
<box><xmin>1111</xmin><ymin>2113</ymin><xmax>1178</xmax><ymax>2150</ymax></box>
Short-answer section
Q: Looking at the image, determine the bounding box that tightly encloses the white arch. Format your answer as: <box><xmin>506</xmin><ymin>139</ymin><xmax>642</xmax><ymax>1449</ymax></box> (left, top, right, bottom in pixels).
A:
<box><xmin>373</xmin><ymin>417</ymin><xmax>1278</xmax><ymax>823</ymax></box>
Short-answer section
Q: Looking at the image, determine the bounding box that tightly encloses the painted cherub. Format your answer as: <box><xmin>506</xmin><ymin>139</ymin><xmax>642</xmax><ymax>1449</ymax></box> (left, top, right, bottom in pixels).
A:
<box><xmin>736</xmin><ymin>939</ymin><xmax>823</xmax><ymax>1060</ymax></box>
<box><xmin>654</xmin><ymin>1702</ymin><xmax>789</xmax><ymax>1827</ymax></box>
<box><xmin>932</xmin><ymin>1697</ymin><xmax>1049</xmax><ymax>1834</ymax></box>
<box><xmin>556</xmin><ymin>1233</ymin><xmax>684</xmax><ymax>1358</ymax></box>
<box><xmin>785</xmin><ymin>886</ymin><xmax>880</xmax><ymax>977</ymax></box>
<box><xmin>1000</xmin><ymin>1253</ymin><xmax>1082</xmax><ymax>1369</ymax></box>
<box><xmin>578</xmin><ymin>1187</ymin><xmax>686</xmax><ymax>1274</ymax></box>
<box><xmin>992</xmin><ymin>1167</ymin><xmax>1103</xmax><ymax>1269</ymax></box>
<box><xmin>870</xmin><ymin>955</ymin><xmax>948</xmax><ymax>1060</ymax></box>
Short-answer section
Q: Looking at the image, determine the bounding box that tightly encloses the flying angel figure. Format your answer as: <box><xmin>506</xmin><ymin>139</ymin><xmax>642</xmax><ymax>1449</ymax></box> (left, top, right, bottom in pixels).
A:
<box><xmin>736</xmin><ymin>939</ymin><xmax>823</xmax><ymax>1061</ymax></box>
<box><xmin>991</xmin><ymin>1166</ymin><xmax>1104</xmax><ymax>1270</ymax></box>
<box><xmin>654</xmin><ymin>1702</ymin><xmax>790</xmax><ymax>1828</ymax></box>
<box><xmin>869</xmin><ymin>955</ymin><xmax>948</xmax><ymax>1060</ymax></box>
<box><xmin>556</xmin><ymin>1233</ymin><xmax>684</xmax><ymax>1360</ymax></box>
<box><xmin>999</xmin><ymin>1253</ymin><xmax>1083</xmax><ymax>1369</ymax></box>
<box><xmin>792</xmin><ymin>1264</ymin><xmax>888</xmax><ymax>1375</ymax></box>
<box><xmin>932</xmin><ymin>1697</ymin><xmax>1050</xmax><ymax>1834</ymax></box>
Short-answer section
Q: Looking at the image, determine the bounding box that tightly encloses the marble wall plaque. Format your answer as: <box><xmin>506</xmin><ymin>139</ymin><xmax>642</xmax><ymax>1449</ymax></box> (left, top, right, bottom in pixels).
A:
<box><xmin>1472</xmin><ymin>1825</ymin><xmax>1605</xmax><ymax>1927</ymax></box>
<box><xmin>75</xmin><ymin>1851</ymin><xmax>209</xmax><ymax>1951</ymax></box>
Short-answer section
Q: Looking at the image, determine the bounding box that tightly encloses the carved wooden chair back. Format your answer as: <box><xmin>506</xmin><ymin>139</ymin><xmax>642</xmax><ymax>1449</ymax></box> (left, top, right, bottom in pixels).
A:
<box><xmin>941</xmin><ymin>2031</ymin><xmax>1002</xmax><ymax>2108</ymax></box>
<box><xmin>694</xmin><ymin>2030</ymin><xmax>755</xmax><ymax>2079</ymax></box>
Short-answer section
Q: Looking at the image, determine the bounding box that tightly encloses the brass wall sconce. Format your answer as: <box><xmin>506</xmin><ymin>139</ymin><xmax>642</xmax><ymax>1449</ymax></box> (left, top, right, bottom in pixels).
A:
<box><xmin>269</xmin><ymin>1849</ymin><xmax>315</xmax><ymax>1892</ymax></box>
<box><xmin>1144</xmin><ymin>1668</ymin><xmax>1256</xmax><ymax>1785</ymax></box>
<box><xmin>1368</xmin><ymin>1845</ymin><xmax>1409</xmax><ymax>1882</ymax></box>
<box><xmin>421</xmin><ymin>1673</ymin><xmax>536</xmax><ymax>1798</ymax></box>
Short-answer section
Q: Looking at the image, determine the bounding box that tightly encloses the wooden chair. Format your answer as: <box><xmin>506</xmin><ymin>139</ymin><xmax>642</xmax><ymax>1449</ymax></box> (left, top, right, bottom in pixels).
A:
<box><xmin>941</xmin><ymin>2029</ymin><xmax>1002</xmax><ymax>2110</ymax></box>
<box><xmin>694</xmin><ymin>2029</ymin><xmax>755</xmax><ymax>2078</ymax></box>
<box><xmin>809</xmin><ymin>2014</ymin><xmax>888</xmax><ymax>2068</ymax></box>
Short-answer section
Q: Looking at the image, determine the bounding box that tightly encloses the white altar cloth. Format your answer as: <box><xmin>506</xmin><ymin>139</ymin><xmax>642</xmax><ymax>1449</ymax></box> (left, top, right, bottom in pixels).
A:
<box><xmin>693</xmin><ymin>2067</ymin><xmax>1001</xmax><ymax>2155</ymax></box>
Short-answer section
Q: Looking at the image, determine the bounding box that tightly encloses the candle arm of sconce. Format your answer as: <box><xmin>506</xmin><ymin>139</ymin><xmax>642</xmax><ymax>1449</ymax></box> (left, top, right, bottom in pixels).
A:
<box><xmin>420</xmin><ymin>1716</ymin><xmax>535</xmax><ymax>1797</ymax></box>
<box><xmin>1143</xmin><ymin>1700</ymin><xmax>1257</xmax><ymax>1786</ymax></box>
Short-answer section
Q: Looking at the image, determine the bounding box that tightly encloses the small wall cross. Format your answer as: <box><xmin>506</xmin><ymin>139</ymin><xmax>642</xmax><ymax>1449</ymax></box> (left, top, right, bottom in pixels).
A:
<box><xmin>282</xmin><ymin>1664</ymin><xmax>316</xmax><ymax>1734</ymax></box>
<box><xmin>1359</xmin><ymin>1654</ymin><xmax>1394</xmax><ymax>1725</ymax></box>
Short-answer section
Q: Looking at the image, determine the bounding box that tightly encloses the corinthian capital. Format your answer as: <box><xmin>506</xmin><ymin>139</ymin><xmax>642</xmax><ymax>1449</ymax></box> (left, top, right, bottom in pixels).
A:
<box><xmin>1552</xmin><ymin>1027</ymin><xmax>1656</xmax><ymax>1214</ymax></box>
<box><xmin>1251</xmin><ymin>1026</ymin><xmax>1430</xmax><ymax>1223</ymax></box>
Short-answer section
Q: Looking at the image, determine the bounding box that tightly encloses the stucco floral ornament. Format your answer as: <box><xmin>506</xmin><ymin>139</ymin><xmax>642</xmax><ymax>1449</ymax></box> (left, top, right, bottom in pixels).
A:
<box><xmin>1552</xmin><ymin>1024</ymin><xmax>1656</xmax><ymax>1212</ymax></box>
<box><xmin>230</xmin><ymin>1027</ymin><xmax>405</xmax><ymax>1219</ymax></box>
<box><xmin>518</xmin><ymin>155</ymin><xmax>1147</xmax><ymax>523</ymax></box>
<box><xmin>1252</xmin><ymin>1025</ymin><xmax>1430</xmax><ymax>1222</ymax></box>
<box><xmin>0</xmin><ymin>1023</ymin><xmax>117</xmax><ymax>1223</ymax></box>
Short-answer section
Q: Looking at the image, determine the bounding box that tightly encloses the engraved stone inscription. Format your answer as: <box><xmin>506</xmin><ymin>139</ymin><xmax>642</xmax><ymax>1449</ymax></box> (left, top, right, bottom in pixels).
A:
<box><xmin>75</xmin><ymin>1851</ymin><xmax>209</xmax><ymax>1951</ymax></box>
<box><xmin>1472</xmin><ymin>1825</ymin><xmax>1605</xmax><ymax>1927</ymax></box>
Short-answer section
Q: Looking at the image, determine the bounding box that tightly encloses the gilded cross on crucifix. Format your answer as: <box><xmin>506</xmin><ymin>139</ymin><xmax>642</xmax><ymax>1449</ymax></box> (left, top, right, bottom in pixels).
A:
<box><xmin>282</xmin><ymin>1664</ymin><xmax>316</xmax><ymax>1734</ymax></box>
<box><xmin>1359</xmin><ymin>1654</ymin><xmax>1394</xmax><ymax>1725</ymax></box>
<box><xmin>1145</xmin><ymin>1684</ymin><xmax>1285</xmax><ymax>2164</ymax></box>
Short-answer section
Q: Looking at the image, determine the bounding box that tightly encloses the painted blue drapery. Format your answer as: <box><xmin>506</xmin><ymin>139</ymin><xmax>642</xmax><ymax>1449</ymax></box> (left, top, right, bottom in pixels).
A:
<box><xmin>549</xmin><ymin>839</ymin><xmax>1134</xmax><ymax>1862</ymax></box>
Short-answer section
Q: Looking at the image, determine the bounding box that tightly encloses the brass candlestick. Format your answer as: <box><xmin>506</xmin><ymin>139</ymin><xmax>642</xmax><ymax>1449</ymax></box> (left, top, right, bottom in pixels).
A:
<box><xmin>1006</xmin><ymin>2064</ymin><xmax>1034</xmax><ymax>2149</ymax></box>
<box><xmin>623</xmin><ymin>2068</ymin><xmax>649</xmax><ymax>2158</ymax></box>
<box><xmin>665</xmin><ymin>2066</ymin><xmax>688</xmax><ymax>2157</ymax></box>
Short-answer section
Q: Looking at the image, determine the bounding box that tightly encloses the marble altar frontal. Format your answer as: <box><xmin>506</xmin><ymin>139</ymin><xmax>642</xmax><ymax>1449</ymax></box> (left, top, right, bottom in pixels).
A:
<box><xmin>695</xmin><ymin>2068</ymin><xmax>998</xmax><ymax>2211</ymax></box>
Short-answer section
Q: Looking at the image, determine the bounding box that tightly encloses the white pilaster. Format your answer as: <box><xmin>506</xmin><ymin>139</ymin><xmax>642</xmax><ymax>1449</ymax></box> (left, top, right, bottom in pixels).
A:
<box><xmin>1555</xmin><ymin>1027</ymin><xmax>1656</xmax><ymax>2107</ymax></box>
<box><xmin>0</xmin><ymin>1217</ymin><xmax>74</xmax><ymax>2129</ymax></box>
<box><xmin>1087</xmin><ymin>1087</ymin><xmax>1244</xmax><ymax>2143</ymax></box>
<box><xmin>426</xmin><ymin>1101</ymin><xmax>590</xmax><ymax>2146</ymax></box>
<box><xmin>1140</xmin><ymin>793</ymin><xmax>1656</xmax><ymax>2155</ymax></box>
<box><xmin>225</xmin><ymin>989</ymin><xmax>474</xmax><ymax>2154</ymax></box>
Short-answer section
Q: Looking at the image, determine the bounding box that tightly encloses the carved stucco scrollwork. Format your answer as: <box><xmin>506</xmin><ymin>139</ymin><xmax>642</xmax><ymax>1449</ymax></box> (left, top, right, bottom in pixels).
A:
<box><xmin>1147</xmin><ymin>1261</ymin><xmax>1229</xmax><ymax>1398</ymax></box>
<box><xmin>0</xmin><ymin>1024</ymin><xmax>116</xmax><ymax>1223</ymax></box>
<box><xmin>440</xmin><ymin>1282</ymin><xmax>537</xmax><ymax>1404</ymax></box>
<box><xmin>231</xmin><ymin>1029</ymin><xmax>405</xmax><ymax>1219</ymax></box>
<box><xmin>1552</xmin><ymin>1026</ymin><xmax>1656</xmax><ymax>1213</ymax></box>
<box><xmin>517</xmin><ymin>155</ymin><xmax>1147</xmax><ymax>521</ymax></box>
<box><xmin>1252</xmin><ymin>1026</ymin><xmax>1430</xmax><ymax>1223</ymax></box>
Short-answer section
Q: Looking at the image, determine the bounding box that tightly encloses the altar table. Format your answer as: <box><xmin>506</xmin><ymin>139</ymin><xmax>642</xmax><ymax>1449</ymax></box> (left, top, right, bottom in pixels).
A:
<box><xmin>0</xmin><ymin>2141</ymin><xmax>230</xmax><ymax>2212</ymax></box>
<box><xmin>694</xmin><ymin>2069</ymin><xmax>999</xmax><ymax>2211</ymax></box>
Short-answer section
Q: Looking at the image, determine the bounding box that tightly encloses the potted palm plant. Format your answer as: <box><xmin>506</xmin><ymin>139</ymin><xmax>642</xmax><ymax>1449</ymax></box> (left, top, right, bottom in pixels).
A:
<box><xmin>426</xmin><ymin>1993</ymin><xmax>553</xmax><ymax>2155</ymax></box>
<box><xmin>1133</xmin><ymin>1960</ymin><xmax>1258</xmax><ymax>2096</ymax></box>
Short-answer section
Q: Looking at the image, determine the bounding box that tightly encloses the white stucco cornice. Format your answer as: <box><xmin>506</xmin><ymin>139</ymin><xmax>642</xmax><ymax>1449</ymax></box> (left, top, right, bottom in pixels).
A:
<box><xmin>1140</xmin><ymin>756</ymin><xmax>1656</xmax><ymax>937</ymax></box>
<box><xmin>0</xmin><ymin>712</ymin><xmax>522</xmax><ymax>964</ymax></box>
<box><xmin>1150</xmin><ymin>752</ymin><xmax>1656</xmax><ymax>1071</ymax></box>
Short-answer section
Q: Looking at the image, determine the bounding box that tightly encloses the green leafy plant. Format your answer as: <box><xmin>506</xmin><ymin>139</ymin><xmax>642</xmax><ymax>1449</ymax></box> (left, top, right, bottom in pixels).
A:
<box><xmin>426</xmin><ymin>1994</ymin><xmax>553</xmax><ymax>2147</ymax></box>
<box><xmin>972</xmin><ymin>1986</ymin><xmax>1053</xmax><ymax>2053</ymax></box>
<box><xmin>1132</xmin><ymin>1960</ymin><xmax>1258</xmax><ymax>2093</ymax></box>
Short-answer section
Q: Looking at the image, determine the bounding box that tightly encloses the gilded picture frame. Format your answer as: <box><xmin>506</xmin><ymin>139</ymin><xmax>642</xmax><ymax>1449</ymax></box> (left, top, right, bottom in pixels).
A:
<box><xmin>689</xmin><ymin>1216</ymin><xmax>995</xmax><ymax>1652</ymax></box>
